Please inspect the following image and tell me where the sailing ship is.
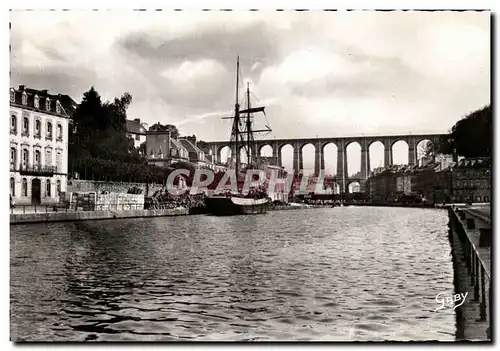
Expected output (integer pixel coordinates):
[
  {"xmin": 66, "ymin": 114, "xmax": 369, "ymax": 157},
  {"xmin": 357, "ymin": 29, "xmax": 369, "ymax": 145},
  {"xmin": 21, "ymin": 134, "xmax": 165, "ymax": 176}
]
[{"xmin": 205, "ymin": 56, "xmax": 273, "ymax": 215}]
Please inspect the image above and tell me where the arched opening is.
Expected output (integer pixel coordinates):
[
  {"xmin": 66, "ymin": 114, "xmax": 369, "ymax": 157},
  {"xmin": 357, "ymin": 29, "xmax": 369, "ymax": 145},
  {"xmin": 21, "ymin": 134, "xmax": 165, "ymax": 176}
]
[
  {"xmin": 322, "ymin": 143, "xmax": 337, "ymax": 176},
  {"xmin": 10, "ymin": 177, "xmax": 15, "ymax": 196},
  {"xmin": 346, "ymin": 142, "xmax": 361, "ymax": 178},
  {"xmin": 31, "ymin": 178, "xmax": 41, "ymax": 204},
  {"xmin": 416, "ymin": 139, "xmax": 434, "ymax": 166},
  {"xmin": 280, "ymin": 144, "xmax": 294, "ymax": 174},
  {"xmin": 301, "ymin": 143, "xmax": 315, "ymax": 175},
  {"xmin": 369, "ymin": 141, "xmax": 384, "ymax": 172},
  {"xmin": 260, "ymin": 145, "xmax": 273, "ymax": 157},
  {"xmin": 392, "ymin": 140, "xmax": 409, "ymax": 166},
  {"xmin": 219, "ymin": 146, "xmax": 231, "ymax": 165},
  {"xmin": 348, "ymin": 181, "xmax": 361, "ymax": 193}
]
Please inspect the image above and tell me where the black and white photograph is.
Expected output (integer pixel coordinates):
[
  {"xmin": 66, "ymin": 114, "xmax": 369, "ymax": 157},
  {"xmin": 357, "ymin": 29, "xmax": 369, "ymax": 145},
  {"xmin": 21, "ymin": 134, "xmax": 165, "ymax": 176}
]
[{"xmin": 8, "ymin": 6, "xmax": 492, "ymax": 343}]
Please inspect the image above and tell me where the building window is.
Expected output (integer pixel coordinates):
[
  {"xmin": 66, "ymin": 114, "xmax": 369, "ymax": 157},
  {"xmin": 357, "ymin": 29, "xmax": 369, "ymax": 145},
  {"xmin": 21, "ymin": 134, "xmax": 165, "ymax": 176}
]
[
  {"xmin": 56, "ymin": 101, "xmax": 61, "ymax": 114},
  {"xmin": 22, "ymin": 178, "xmax": 27, "ymax": 196},
  {"xmin": 10, "ymin": 115, "xmax": 17, "ymax": 134},
  {"xmin": 56, "ymin": 150, "xmax": 62, "ymax": 172},
  {"xmin": 484, "ymin": 196, "xmax": 489, "ymax": 202},
  {"xmin": 34, "ymin": 95, "xmax": 39, "ymax": 108},
  {"xmin": 23, "ymin": 117, "xmax": 29, "ymax": 135},
  {"xmin": 57, "ymin": 124, "xmax": 63, "ymax": 140},
  {"xmin": 22, "ymin": 92, "xmax": 27, "ymax": 105},
  {"xmin": 35, "ymin": 119, "xmax": 41, "ymax": 137},
  {"xmin": 46, "ymin": 149, "xmax": 52, "ymax": 166},
  {"xmin": 10, "ymin": 177, "xmax": 15, "ymax": 196},
  {"xmin": 10, "ymin": 90, "xmax": 14, "ymax": 103},
  {"xmin": 46, "ymin": 179, "xmax": 51, "ymax": 197},
  {"xmin": 35, "ymin": 150, "xmax": 41, "ymax": 167},
  {"xmin": 56, "ymin": 180, "xmax": 61, "ymax": 196},
  {"xmin": 22, "ymin": 149, "xmax": 29, "ymax": 167},
  {"xmin": 10, "ymin": 147, "xmax": 16, "ymax": 169},
  {"xmin": 45, "ymin": 98, "xmax": 51, "ymax": 111},
  {"xmin": 46, "ymin": 122, "xmax": 53, "ymax": 139},
  {"xmin": 135, "ymin": 134, "xmax": 140, "ymax": 141}
]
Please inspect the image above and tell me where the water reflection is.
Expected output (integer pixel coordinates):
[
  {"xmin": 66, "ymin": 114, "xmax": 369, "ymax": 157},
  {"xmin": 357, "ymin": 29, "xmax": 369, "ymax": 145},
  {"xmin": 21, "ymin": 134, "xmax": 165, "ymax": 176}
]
[{"xmin": 11, "ymin": 207, "xmax": 455, "ymax": 341}]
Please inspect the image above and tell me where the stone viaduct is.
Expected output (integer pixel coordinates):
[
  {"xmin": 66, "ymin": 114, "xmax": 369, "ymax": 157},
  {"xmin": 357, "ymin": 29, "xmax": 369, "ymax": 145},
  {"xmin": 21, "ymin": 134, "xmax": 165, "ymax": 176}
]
[{"xmin": 202, "ymin": 133, "xmax": 444, "ymax": 193}]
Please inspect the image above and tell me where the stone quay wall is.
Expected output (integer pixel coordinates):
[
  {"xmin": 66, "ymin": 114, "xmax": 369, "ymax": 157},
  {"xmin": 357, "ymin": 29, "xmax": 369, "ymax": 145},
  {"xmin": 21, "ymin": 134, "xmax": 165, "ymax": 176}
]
[
  {"xmin": 10, "ymin": 207, "xmax": 189, "ymax": 225},
  {"xmin": 67, "ymin": 180, "xmax": 164, "ymax": 197},
  {"xmin": 448, "ymin": 206, "xmax": 491, "ymax": 341}
]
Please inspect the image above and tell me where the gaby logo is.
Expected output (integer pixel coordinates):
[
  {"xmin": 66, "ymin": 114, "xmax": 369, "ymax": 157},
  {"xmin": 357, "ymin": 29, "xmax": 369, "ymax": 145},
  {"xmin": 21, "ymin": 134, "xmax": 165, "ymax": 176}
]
[{"xmin": 434, "ymin": 292, "xmax": 468, "ymax": 312}]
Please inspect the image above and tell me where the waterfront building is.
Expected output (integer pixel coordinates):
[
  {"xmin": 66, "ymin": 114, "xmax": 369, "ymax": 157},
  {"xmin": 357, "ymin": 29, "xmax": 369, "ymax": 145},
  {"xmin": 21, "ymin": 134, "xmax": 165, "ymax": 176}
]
[
  {"xmin": 145, "ymin": 130, "xmax": 190, "ymax": 168},
  {"xmin": 126, "ymin": 118, "xmax": 149, "ymax": 149},
  {"xmin": 10, "ymin": 86, "xmax": 72, "ymax": 205},
  {"xmin": 450, "ymin": 157, "xmax": 491, "ymax": 203},
  {"xmin": 179, "ymin": 136, "xmax": 208, "ymax": 168}
]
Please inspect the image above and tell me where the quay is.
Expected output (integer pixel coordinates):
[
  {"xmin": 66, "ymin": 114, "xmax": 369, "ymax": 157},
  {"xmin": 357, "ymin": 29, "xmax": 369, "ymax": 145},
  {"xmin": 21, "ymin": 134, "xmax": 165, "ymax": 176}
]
[
  {"xmin": 10, "ymin": 207, "xmax": 189, "ymax": 225},
  {"xmin": 9, "ymin": 203, "xmax": 325, "ymax": 225},
  {"xmin": 448, "ymin": 205, "xmax": 492, "ymax": 341}
]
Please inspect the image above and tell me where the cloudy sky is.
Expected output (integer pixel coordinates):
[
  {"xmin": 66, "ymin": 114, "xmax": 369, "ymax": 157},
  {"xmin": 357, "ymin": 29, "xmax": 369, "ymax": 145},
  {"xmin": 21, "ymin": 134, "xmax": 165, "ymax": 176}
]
[{"xmin": 10, "ymin": 10, "xmax": 490, "ymax": 175}]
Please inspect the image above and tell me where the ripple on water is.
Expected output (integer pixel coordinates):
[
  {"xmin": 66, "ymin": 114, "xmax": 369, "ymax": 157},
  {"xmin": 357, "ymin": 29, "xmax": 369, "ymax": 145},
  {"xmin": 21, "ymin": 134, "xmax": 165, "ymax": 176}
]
[{"xmin": 10, "ymin": 207, "xmax": 456, "ymax": 341}]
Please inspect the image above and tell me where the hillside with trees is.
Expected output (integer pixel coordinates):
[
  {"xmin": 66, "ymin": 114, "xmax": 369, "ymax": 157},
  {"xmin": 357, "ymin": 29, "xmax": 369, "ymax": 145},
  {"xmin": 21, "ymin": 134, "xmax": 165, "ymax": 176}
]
[{"xmin": 435, "ymin": 105, "xmax": 492, "ymax": 158}]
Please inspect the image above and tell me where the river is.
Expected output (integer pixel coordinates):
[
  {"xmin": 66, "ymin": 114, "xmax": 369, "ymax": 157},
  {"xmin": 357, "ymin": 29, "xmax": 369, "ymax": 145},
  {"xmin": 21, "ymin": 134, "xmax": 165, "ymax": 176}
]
[{"xmin": 10, "ymin": 207, "xmax": 456, "ymax": 341}]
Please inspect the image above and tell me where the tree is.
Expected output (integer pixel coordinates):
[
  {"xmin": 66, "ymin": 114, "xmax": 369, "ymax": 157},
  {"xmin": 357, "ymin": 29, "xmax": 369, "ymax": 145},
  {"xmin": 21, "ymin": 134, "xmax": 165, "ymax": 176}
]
[
  {"xmin": 69, "ymin": 87, "xmax": 146, "ymax": 179},
  {"xmin": 436, "ymin": 105, "xmax": 492, "ymax": 158}
]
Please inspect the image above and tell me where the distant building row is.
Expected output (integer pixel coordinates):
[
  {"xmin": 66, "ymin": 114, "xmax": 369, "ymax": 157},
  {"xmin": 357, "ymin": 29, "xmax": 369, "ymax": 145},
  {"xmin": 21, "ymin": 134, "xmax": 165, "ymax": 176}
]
[{"xmin": 365, "ymin": 155, "xmax": 491, "ymax": 205}]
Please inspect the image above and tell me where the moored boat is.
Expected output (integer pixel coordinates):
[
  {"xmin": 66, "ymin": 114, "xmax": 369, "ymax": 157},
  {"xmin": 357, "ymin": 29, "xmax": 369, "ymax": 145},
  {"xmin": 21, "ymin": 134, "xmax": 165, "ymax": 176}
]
[
  {"xmin": 205, "ymin": 195, "xmax": 271, "ymax": 215},
  {"xmin": 204, "ymin": 56, "xmax": 273, "ymax": 216}
]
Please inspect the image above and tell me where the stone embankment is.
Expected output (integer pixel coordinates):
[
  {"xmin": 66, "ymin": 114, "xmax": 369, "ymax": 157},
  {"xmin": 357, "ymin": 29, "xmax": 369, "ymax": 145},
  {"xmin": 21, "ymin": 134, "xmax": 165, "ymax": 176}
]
[
  {"xmin": 10, "ymin": 208, "xmax": 189, "ymax": 225},
  {"xmin": 448, "ymin": 206, "xmax": 491, "ymax": 341}
]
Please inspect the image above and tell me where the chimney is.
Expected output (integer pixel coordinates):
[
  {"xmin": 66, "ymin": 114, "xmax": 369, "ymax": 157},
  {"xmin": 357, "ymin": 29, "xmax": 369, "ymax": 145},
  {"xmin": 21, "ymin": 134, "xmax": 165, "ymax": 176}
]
[
  {"xmin": 187, "ymin": 135, "xmax": 197, "ymax": 145},
  {"xmin": 42, "ymin": 89, "xmax": 48, "ymax": 95},
  {"xmin": 134, "ymin": 118, "xmax": 140, "ymax": 123},
  {"xmin": 18, "ymin": 85, "xmax": 26, "ymax": 91}
]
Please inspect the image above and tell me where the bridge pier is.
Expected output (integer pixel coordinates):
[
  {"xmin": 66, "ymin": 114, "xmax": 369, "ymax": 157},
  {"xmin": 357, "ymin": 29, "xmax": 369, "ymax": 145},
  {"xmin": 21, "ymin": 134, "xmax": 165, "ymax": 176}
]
[
  {"xmin": 360, "ymin": 142, "xmax": 369, "ymax": 179},
  {"xmin": 336, "ymin": 141, "xmax": 347, "ymax": 193},
  {"xmin": 384, "ymin": 142, "xmax": 393, "ymax": 168}
]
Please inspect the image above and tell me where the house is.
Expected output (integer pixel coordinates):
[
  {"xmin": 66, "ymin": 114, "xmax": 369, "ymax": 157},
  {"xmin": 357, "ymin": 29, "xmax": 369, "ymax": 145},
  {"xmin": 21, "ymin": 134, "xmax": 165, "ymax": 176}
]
[
  {"xmin": 179, "ymin": 136, "xmax": 207, "ymax": 168},
  {"xmin": 450, "ymin": 157, "xmax": 491, "ymax": 203},
  {"xmin": 126, "ymin": 118, "xmax": 149, "ymax": 149},
  {"xmin": 145, "ymin": 130, "xmax": 190, "ymax": 168},
  {"xmin": 10, "ymin": 85, "xmax": 72, "ymax": 205}
]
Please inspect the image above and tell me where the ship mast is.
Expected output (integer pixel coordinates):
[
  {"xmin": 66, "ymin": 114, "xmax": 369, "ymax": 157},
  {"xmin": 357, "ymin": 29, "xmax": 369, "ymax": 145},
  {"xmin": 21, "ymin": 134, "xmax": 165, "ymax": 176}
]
[
  {"xmin": 223, "ymin": 56, "xmax": 272, "ymax": 172},
  {"xmin": 231, "ymin": 56, "xmax": 241, "ymax": 172},
  {"xmin": 246, "ymin": 82, "xmax": 253, "ymax": 166}
]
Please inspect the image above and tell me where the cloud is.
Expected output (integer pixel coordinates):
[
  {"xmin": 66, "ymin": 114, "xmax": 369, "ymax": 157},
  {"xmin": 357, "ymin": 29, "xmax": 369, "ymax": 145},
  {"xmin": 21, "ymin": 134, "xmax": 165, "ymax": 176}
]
[{"xmin": 9, "ymin": 9, "xmax": 490, "ymax": 165}]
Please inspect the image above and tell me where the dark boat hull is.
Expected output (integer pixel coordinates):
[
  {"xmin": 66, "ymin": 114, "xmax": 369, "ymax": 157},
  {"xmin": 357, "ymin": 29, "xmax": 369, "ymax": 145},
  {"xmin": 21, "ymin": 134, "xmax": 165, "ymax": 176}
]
[{"xmin": 205, "ymin": 196, "xmax": 270, "ymax": 216}]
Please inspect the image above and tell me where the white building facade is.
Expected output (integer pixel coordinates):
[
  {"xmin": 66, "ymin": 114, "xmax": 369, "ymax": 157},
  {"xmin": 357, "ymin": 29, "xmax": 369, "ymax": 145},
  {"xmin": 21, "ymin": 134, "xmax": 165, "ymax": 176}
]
[
  {"xmin": 10, "ymin": 86, "xmax": 70, "ymax": 205},
  {"xmin": 126, "ymin": 118, "xmax": 148, "ymax": 149}
]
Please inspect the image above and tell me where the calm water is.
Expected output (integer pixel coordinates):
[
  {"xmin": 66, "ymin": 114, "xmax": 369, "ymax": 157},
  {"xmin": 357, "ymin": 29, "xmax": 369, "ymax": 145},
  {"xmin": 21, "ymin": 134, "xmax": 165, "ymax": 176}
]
[{"xmin": 11, "ymin": 207, "xmax": 456, "ymax": 341}]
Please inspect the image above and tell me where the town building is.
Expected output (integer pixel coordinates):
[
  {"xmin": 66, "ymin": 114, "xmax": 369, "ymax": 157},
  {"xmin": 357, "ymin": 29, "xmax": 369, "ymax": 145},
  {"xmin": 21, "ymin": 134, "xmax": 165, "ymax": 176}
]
[
  {"xmin": 450, "ymin": 157, "xmax": 491, "ymax": 203},
  {"xmin": 145, "ymin": 130, "xmax": 190, "ymax": 168},
  {"xmin": 179, "ymin": 136, "xmax": 208, "ymax": 169},
  {"xmin": 10, "ymin": 86, "xmax": 72, "ymax": 205},
  {"xmin": 126, "ymin": 118, "xmax": 149, "ymax": 149}
]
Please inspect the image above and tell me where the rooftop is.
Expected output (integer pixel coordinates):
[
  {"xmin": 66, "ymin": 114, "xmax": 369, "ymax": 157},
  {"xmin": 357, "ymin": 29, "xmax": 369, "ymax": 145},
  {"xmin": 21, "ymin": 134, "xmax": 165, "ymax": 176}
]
[{"xmin": 10, "ymin": 85, "xmax": 76, "ymax": 118}]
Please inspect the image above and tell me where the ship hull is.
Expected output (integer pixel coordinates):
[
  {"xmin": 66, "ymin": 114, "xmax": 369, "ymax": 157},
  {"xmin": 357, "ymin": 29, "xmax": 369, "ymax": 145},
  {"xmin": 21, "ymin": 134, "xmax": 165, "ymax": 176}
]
[{"xmin": 205, "ymin": 196, "xmax": 270, "ymax": 216}]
